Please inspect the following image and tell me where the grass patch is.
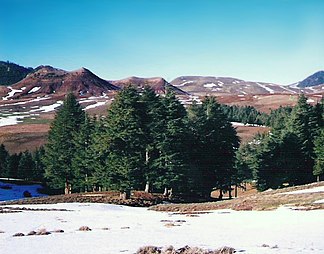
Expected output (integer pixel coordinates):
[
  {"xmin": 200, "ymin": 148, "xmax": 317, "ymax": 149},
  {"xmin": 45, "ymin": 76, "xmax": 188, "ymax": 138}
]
[{"xmin": 19, "ymin": 117, "xmax": 52, "ymax": 125}]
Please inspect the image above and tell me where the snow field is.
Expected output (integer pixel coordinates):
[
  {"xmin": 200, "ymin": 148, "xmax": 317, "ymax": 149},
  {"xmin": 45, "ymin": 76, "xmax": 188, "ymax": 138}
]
[
  {"xmin": 0, "ymin": 203, "xmax": 323, "ymax": 254},
  {"xmin": 280, "ymin": 186, "xmax": 324, "ymax": 195}
]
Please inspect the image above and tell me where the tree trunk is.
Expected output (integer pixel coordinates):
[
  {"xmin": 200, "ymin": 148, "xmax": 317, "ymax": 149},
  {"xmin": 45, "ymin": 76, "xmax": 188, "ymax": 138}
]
[
  {"xmin": 145, "ymin": 181, "xmax": 150, "ymax": 193},
  {"xmin": 219, "ymin": 189, "xmax": 223, "ymax": 200},
  {"xmin": 120, "ymin": 190, "xmax": 131, "ymax": 200},
  {"xmin": 169, "ymin": 188, "xmax": 173, "ymax": 198},
  {"xmin": 317, "ymin": 175, "xmax": 320, "ymax": 182},
  {"xmin": 229, "ymin": 187, "xmax": 232, "ymax": 199},
  {"xmin": 163, "ymin": 187, "xmax": 168, "ymax": 196},
  {"xmin": 64, "ymin": 181, "xmax": 71, "ymax": 195}
]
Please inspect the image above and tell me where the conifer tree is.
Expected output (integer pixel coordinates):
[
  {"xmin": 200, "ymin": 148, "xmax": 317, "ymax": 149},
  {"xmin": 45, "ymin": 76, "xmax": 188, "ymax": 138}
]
[
  {"xmin": 153, "ymin": 90, "xmax": 190, "ymax": 194},
  {"xmin": 43, "ymin": 93, "xmax": 85, "ymax": 193},
  {"xmin": 287, "ymin": 94, "xmax": 318, "ymax": 182},
  {"xmin": 92, "ymin": 86, "xmax": 146, "ymax": 192},
  {"xmin": 18, "ymin": 151, "xmax": 35, "ymax": 180},
  {"xmin": 71, "ymin": 115, "xmax": 96, "ymax": 192},
  {"xmin": 139, "ymin": 87, "xmax": 165, "ymax": 192},
  {"xmin": 33, "ymin": 147, "xmax": 45, "ymax": 181},
  {"xmin": 188, "ymin": 97, "xmax": 239, "ymax": 198},
  {"xmin": 0, "ymin": 144, "xmax": 9, "ymax": 177},
  {"xmin": 314, "ymin": 129, "xmax": 324, "ymax": 181},
  {"xmin": 5, "ymin": 153, "xmax": 21, "ymax": 178}
]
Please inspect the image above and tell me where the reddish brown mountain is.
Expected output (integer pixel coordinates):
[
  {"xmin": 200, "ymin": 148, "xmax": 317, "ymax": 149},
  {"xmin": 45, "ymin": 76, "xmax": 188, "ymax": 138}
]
[
  {"xmin": 10, "ymin": 66, "xmax": 119, "ymax": 98},
  {"xmin": 110, "ymin": 76, "xmax": 188, "ymax": 95}
]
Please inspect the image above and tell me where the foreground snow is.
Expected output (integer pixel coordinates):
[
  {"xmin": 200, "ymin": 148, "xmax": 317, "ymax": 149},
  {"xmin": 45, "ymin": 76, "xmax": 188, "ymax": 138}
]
[{"xmin": 0, "ymin": 203, "xmax": 323, "ymax": 254}]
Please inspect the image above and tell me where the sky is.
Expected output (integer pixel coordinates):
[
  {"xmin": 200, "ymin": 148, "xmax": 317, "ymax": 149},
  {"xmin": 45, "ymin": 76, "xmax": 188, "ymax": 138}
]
[{"xmin": 0, "ymin": 0, "xmax": 324, "ymax": 85}]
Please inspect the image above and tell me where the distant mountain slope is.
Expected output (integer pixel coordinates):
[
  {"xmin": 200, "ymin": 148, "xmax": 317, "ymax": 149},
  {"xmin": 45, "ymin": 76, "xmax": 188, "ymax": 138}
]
[
  {"xmin": 8, "ymin": 66, "xmax": 119, "ymax": 98},
  {"xmin": 296, "ymin": 71, "xmax": 324, "ymax": 88},
  {"xmin": 0, "ymin": 61, "xmax": 33, "ymax": 86},
  {"xmin": 110, "ymin": 76, "xmax": 188, "ymax": 95},
  {"xmin": 170, "ymin": 76, "xmax": 299, "ymax": 95}
]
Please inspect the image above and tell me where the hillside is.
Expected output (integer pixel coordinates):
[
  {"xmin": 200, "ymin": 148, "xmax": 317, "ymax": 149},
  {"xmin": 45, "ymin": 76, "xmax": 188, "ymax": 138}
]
[
  {"xmin": 110, "ymin": 76, "xmax": 188, "ymax": 95},
  {"xmin": 0, "ymin": 61, "xmax": 33, "ymax": 86},
  {"xmin": 151, "ymin": 181, "xmax": 324, "ymax": 212},
  {"xmin": 171, "ymin": 75, "xmax": 324, "ymax": 96},
  {"xmin": 295, "ymin": 70, "xmax": 324, "ymax": 88},
  {"xmin": 4, "ymin": 66, "xmax": 119, "ymax": 99}
]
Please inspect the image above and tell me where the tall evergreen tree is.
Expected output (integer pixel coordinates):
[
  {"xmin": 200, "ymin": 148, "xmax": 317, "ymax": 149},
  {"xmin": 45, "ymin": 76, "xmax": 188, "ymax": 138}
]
[
  {"xmin": 188, "ymin": 97, "xmax": 239, "ymax": 198},
  {"xmin": 287, "ymin": 94, "xmax": 318, "ymax": 182},
  {"xmin": 18, "ymin": 151, "xmax": 35, "ymax": 180},
  {"xmin": 313, "ymin": 129, "xmax": 324, "ymax": 181},
  {"xmin": 0, "ymin": 144, "xmax": 9, "ymax": 177},
  {"xmin": 139, "ymin": 87, "xmax": 165, "ymax": 192},
  {"xmin": 33, "ymin": 146, "xmax": 45, "ymax": 181},
  {"xmin": 71, "ymin": 115, "xmax": 96, "ymax": 192},
  {"xmin": 5, "ymin": 153, "xmax": 21, "ymax": 179},
  {"xmin": 92, "ymin": 86, "xmax": 146, "ymax": 192},
  {"xmin": 153, "ymin": 90, "xmax": 190, "ymax": 195},
  {"xmin": 43, "ymin": 93, "xmax": 85, "ymax": 193}
]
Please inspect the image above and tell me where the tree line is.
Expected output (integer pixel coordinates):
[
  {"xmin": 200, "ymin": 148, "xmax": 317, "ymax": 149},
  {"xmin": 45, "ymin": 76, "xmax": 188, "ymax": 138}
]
[
  {"xmin": 42, "ymin": 88, "xmax": 239, "ymax": 198},
  {"xmin": 1, "ymin": 88, "xmax": 323, "ymax": 197},
  {"xmin": 0, "ymin": 145, "xmax": 44, "ymax": 181},
  {"xmin": 236, "ymin": 95, "xmax": 324, "ymax": 190}
]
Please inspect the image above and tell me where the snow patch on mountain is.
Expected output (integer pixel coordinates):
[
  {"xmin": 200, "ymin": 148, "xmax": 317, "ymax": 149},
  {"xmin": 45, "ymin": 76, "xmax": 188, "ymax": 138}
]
[
  {"xmin": 28, "ymin": 87, "xmax": 41, "ymax": 94},
  {"xmin": 203, "ymin": 83, "xmax": 218, "ymax": 88},
  {"xmin": 256, "ymin": 83, "xmax": 275, "ymax": 94},
  {"xmin": 2, "ymin": 87, "xmax": 24, "ymax": 100}
]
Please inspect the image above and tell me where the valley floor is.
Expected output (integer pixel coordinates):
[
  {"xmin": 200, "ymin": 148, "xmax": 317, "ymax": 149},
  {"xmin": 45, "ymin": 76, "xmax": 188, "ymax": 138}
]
[{"xmin": 0, "ymin": 202, "xmax": 323, "ymax": 254}]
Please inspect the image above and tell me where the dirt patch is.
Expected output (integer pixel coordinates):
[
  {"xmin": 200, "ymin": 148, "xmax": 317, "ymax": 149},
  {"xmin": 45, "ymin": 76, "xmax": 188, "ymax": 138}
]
[
  {"xmin": 151, "ymin": 182, "xmax": 324, "ymax": 212},
  {"xmin": 235, "ymin": 126, "xmax": 270, "ymax": 143},
  {"xmin": 0, "ymin": 124, "xmax": 49, "ymax": 153},
  {"xmin": 0, "ymin": 191, "xmax": 167, "ymax": 207}
]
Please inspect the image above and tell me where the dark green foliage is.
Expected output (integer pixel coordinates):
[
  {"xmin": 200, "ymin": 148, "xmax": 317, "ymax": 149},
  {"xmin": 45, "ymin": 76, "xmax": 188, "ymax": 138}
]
[
  {"xmin": 139, "ymin": 87, "xmax": 166, "ymax": 191},
  {"xmin": 287, "ymin": 95, "xmax": 318, "ymax": 181},
  {"xmin": 32, "ymin": 147, "xmax": 46, "ymax": 181},
  {"xmin": 91, "ymin": 87, "xmax": 146, "ymax": 191},
  {"xmin": 313, "ymin": 128, "xmax": 324, "ymax": 181},
  {"xmin": 153, "ymin": 90, "xmax": 190, "ymax": 193},
  {"xmin": 18, "ymin": 151, "xmax": 35, "ymax": 180},
  {"xmin": 0, "ymin": 144, "xmax": 45, "ymax": 181},
  {"xmin": 266, "ymin": 106, "xmax": 293, "ymax": 130},
  {"xmin": 238, "ymin": 95, "xmax": 323, "ymax": 191},
  {"xmin": 71, "ymin": 116, "xmax": 96, "ymax": 192},
  {"xmin": 221, "ymin": 104, "xmax": 267, "ymax": 125},
  {"xmin": 0, "ymin": 61, "xmax": 33, "ymax": 86},
  {"xmin": 254, "ymin": 131, "xmax": 306, "ymax": 190},
  {"xmin": 188, "ymin": 97, "xmax": 240, "ymax": 198},
  {"xmin": 43, "ymin": 93, "xmax": 85, "ymax": 191},
  {"xmin": 0, "ymin": 144, "xmax": 9, "ymax": 176},
  {"xmin": 5, "ymin": 153, "xmax": 22, "ymax": 179},
  {"xmin": 234, "ymin": 144, "xmax": 255, "ymax": 185}
]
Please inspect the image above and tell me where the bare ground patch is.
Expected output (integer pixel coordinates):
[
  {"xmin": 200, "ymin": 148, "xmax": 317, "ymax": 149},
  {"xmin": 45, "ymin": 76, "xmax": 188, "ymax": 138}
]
[{"xmin": 151, "ymin": 182, "xmax": 324, "ymax": 212}]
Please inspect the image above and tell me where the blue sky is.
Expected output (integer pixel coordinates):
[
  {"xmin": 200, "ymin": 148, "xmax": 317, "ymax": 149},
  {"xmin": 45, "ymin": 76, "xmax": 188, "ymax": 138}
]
[{"xmin": 1, "ymin": 0, "xmax": 323, "ymax": 84}]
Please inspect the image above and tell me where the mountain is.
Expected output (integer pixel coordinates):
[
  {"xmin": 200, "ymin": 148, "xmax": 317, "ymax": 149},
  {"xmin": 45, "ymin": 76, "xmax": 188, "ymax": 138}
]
[
  {"xmin": 9, "ymin": 66, "xmax": 119, "ymax": 98},
  {"xmin": 296, "ymin": 71, "xmax": 324, "ymax": 88},
  {"xmin": 0, "ymin": 61, "xmax": 33, "ymax": 86},
  {"xmin": 110, "ymin": 76, "xmax": 188, "ymax": 95},
  {"xmin": 170, "ymin": 76, "xmax": 300, "ymax": 95}
]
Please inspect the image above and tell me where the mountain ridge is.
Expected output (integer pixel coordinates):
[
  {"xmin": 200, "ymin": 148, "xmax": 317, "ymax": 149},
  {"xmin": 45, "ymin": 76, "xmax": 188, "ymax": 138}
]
[{"xmin": 0, "ymin": 61, "xmax": 323, "ymax": 97}]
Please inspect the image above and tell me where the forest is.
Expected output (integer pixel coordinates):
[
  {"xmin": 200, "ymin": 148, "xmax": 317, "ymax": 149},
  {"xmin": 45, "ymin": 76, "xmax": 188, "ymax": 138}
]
[{"xmin": 0, "ymin": 87, "xmax": 323, "ymax": 198}]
